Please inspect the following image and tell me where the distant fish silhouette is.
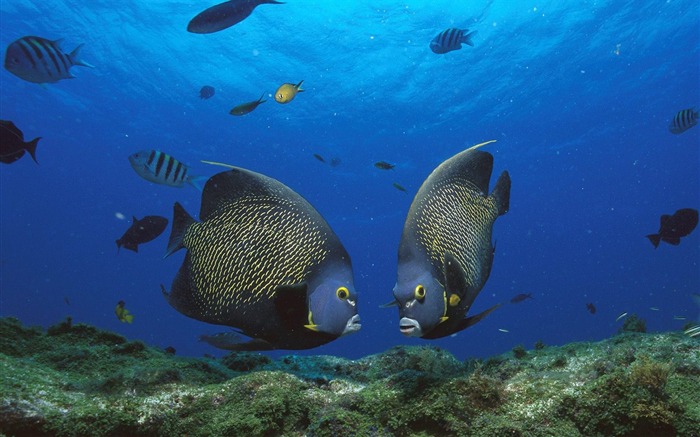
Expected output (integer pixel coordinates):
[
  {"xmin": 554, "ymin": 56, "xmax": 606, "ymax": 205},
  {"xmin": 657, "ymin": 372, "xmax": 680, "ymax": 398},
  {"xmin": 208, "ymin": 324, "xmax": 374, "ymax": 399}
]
[
  {"xmin": 586, "ymin": 303, "xmax": 596, "ymax": 314},
  {"xmin": 510, "ymin": 293, "xmax": 533, "ymax": 304},
  {"xmin": 313, "ymin": 154, "xmax": 326, "ymax": 163},
  {"xmin": 374, "ymin": 161, "xmax": 395, "ymax": 170},
  {"xmin": 229, "ymin": 94, "xmax": 266, "ymax": 116},
  {"xmin": 392, "ymin": 182, "xmax": 407, "ymax": 193},
  {"xmin": 199, "ymin": 86, "xmax": 215, "ymax": 99},
  {"xmin": 188, "ymin": 0, "xmax": 285, "ymax": 34},
  {"xmin": 116, "ymin": 215, "xmax": 168, "ymax": 253},
  {"xmin": 646, "ymin": 208, "xmax": 698, "ymax": 248},
  {"xmin": 1, "ymin": 120, "xmax": 40, "ymax": 164},
  {"xmin": 669, "ymin": 108, "xmax": 698, "ymax": 134}
]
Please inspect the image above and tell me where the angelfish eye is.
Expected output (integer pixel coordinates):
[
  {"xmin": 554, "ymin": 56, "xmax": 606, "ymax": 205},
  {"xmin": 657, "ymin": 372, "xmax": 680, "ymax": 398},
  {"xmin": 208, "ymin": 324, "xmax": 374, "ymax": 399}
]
[
  {"xmin": 414, "ymin": 285, "xmax": 426, "ymax": 300},
  {"xmin": 336, "ymin": 287, "xmax": 349, "ymax": 300}
]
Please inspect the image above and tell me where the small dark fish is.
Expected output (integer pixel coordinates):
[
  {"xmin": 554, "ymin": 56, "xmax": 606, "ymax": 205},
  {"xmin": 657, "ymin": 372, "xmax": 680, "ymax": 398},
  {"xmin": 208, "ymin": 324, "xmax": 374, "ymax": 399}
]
[
  {"xmin": 115, "ymin": 301, "xmax": 134, "ymax": 323},
  {"xmin": 229, "ymin": 94, "xmax": 266, "ymax": 116},
  {"xmin": 129, "ymin": 150, "xmax": 206, "ymax": 190},
  {"xmin": 1, "ymin": 120, "xmax": 40, "ymax": 164},
  {"xmin": 374, "ymin": 161, "xmax": 395, "ymax": 170},
  {"xmin": 669, "ymin": 108, "xmax": 698, "ymax": 134},
  {"xmin": 510, "ymin": 293, "xmax": 533, "ymax": 304},
  {"xmin": 116, "ymin": 215, "xmax": 169, "ymax": 253},
  {"xmin": 646, "ymin": 208, "xmax": 698, "ymax": 248},
  {"xmin": 187, "ymin": 0, "xmax": 285, "ymax": 34},
  {"xmin": 164, "ymin": 346, "xmax": 176, "ymax": 355},
  {"xmin": 64, "ymin": 297, "xmax": 70, "ymax": 306},
  {"xmin": 430, "ymin": 28, "xmax": 478, "ymax": 54},
  {"xmin": 199, "ymin": 85, "xmax": 215, "ymax": 99},
  {"xmin": 329, "ymin": 157, "xmax": 341, "ymax": 167},
  {"xmin": 587, "ymin": 303, "xmax": 597, "ymax": 314},
  {"xmin": 313, "ymin": 153, "xmax": 326, "ymax": 163},
  {"xmin": 392, "ymin": 182, "xmax": 407, "ymax": 192},
  {"xmin": 4, "ymin": 36, "xmax": 93, "ymax": 84}
]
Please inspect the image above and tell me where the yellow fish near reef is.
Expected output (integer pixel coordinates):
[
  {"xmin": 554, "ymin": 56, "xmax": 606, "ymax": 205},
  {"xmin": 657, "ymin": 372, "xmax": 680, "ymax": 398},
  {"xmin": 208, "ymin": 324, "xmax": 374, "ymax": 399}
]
[
  {"xmin": 275, "ymin": 80, "xmax": 304, "ymax": 104},
  {"xmin": 115, "ymin": 300, "xmax": 134, "ymax": 323}
]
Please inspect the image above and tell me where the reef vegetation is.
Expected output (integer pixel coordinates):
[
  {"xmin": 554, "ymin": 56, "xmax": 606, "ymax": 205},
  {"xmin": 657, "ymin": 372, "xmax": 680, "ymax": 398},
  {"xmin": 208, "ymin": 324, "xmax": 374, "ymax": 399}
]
[{"xmin": 1, "ymin": 316, "xmax": 698, "ymax": 436}]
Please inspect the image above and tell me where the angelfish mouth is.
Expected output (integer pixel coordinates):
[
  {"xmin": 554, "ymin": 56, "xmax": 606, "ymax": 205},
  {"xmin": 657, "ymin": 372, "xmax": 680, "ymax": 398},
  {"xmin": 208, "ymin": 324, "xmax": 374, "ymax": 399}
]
[
  {"xmin": 399, "ymin": 317, "xmax": 422, "ymax": 337},
  {"xmin": 342, "ymin": 314, "xmax": 361, "ymax": 336}
]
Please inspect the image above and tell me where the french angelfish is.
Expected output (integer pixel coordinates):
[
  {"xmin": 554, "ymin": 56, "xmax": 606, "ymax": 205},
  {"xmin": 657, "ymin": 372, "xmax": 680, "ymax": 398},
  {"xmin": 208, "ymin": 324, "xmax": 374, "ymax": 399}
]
[
  {"xmin": 187, "ymin": 0, "xmax": 285, "ymax": 34},
  {"xmin": 4, "ymin": 36, "xmax": 93, "ymax": 84},
  {"xmin": 128, "ymin": 150, "xmax": 206, "ymax": 190},
  {"xmin": 0, "ymin": 120, "xmax": 40, "ymax": 164},
  {"xmin": 391, "ymin": 140, "xmax": 510, "ymax": 339},
  {"xmin": 162, "ymin": 165, "xmax": 361, "ymax": 351}
]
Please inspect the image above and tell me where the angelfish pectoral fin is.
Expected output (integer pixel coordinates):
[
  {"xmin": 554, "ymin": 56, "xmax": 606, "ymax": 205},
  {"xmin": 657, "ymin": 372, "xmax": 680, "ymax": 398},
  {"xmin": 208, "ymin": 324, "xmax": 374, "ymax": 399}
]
[
  {"xmin": 274, "ymin": 282, "xmax": 310, "ymax": 329},
  {"xmin": 455, "ymin": 303, "xmax": 501, "ymax": 332},
  {"xmin": 444, "ymin": 252, "xmax": 468, "ymax": 301}
]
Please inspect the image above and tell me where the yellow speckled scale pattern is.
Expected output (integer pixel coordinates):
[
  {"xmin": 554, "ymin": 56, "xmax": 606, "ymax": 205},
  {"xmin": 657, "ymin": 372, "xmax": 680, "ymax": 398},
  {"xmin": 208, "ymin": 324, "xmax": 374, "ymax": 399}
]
[
  {"xmin": 182, "ymin": 195, "xmax": 330, "ymax": 318},
  {"xmin": 413, "ymin": 177, "xmax": 496, "ymax": 285}
]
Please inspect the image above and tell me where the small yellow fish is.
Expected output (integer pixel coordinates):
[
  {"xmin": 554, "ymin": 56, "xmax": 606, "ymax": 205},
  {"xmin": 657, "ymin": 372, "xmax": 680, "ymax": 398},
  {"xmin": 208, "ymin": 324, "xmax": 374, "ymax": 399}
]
[
  {"xmin": 274, "ymin": 80, "xmax": 304, "ymax": 104},
  {"xmin": 115, "ymin": 300, "xmax": 134, "ymax": 323}
]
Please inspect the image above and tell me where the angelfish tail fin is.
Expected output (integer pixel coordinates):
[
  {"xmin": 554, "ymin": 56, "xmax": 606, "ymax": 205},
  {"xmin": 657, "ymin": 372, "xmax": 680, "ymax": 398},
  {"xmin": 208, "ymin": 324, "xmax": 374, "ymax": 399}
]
[{"xmin": 165, "ymin": 202, "xmax": 196, "ymax": 258}]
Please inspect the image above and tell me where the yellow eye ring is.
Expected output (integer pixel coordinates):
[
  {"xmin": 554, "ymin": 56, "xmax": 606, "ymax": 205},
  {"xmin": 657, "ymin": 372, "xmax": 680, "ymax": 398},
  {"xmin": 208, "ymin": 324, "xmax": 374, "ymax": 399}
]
[
  {"xmin": 414, "ymin": 285, "xmax": 426, "ymax": 300},
  {"xmin": 336, "ymin": 287, "xmax": 349, "ymax": 300}
]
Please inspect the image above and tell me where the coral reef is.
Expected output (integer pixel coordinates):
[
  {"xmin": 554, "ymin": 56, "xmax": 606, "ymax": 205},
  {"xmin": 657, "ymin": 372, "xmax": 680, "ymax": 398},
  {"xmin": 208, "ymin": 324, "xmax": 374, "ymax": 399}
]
[{"xmin": 1, "ymin": 317, "xmax": 698, "ymax": 436}]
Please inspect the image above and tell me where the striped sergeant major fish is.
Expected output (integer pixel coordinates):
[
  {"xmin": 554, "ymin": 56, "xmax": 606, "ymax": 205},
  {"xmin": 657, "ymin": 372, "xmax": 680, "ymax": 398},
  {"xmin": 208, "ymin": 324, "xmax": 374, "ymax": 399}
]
[
  {"xmin": 669, "ymin": 108, "xmax": 698, "ymax": 134},
  {"xmin": 430, "ymin": 28, "xmax": 478, "ymax": 54},
  {"xmin": 4, "ymin": 36, "xmax": 93, "ymax": 84},
  {"xmin": 129, "ymin": 150, "xmax": 206, "ymax": 190}
]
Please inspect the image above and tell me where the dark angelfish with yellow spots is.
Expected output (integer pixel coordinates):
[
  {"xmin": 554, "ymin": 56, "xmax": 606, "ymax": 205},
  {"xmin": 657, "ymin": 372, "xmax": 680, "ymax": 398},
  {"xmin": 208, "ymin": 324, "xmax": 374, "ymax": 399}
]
[
  {"xmin": 391, "ymin": 140, "xmax": 510, "ymax": 339},
  {"xmin": 162, "ymin": 166, "xmax": 361, "ymax": 351}
]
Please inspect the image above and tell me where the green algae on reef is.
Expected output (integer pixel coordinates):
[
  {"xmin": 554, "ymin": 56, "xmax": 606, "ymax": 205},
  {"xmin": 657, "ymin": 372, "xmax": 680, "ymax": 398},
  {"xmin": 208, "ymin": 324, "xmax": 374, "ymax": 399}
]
[{"xmin": 1, "ymin": 317, "xmax": 699, "ymax": 436}]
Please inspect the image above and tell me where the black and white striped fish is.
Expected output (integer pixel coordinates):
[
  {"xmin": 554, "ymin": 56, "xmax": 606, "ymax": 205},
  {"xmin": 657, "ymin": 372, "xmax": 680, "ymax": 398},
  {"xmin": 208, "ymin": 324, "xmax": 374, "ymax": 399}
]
[
  {"xmin": 669, "ymin": 108, "xmax": 699, "ymax": 134},
  {"xmin": 129, "ymin": 150, "xmax": 205, "ymax": 190},
  {"xmin": 430, "ymin": 28, "xmax": 478, "ymax": 54},
  {"xmin": 4, "ymin": 36, "xmax": 93, "ymax": 84}
]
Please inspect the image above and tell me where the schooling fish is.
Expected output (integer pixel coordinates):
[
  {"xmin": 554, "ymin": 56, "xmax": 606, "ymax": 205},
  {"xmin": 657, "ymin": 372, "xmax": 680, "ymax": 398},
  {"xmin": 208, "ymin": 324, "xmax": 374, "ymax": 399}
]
[
  {"xmin": 1, "ymin": 120, "xmax": 40, "ymax": 164},
  {"xmin": 669, "ymin": 108, "xmax": 698, "ymax": 134},
  {"xmin": 115, "ymin": 301, "xmax": 134, "ymax": 323},
  {"xmin": 187, "ymin": 0, "xmax": 285, "ymax": 34},
  {"xmin": 229, "ymin": 94, "xmax": 266, "ymax": 116},
  {"xmin": 374, "ymin": 161, "xmax": 395, "ymax": 170},
  {"xmin": 4, "ymin": 36, "xmax": 93, "ymax": 84},
  {"xmin": 116, "ymin": 215, "xmax": 168, "ymax": 253},
  {"xmin": 199, "ymin": 85, "xmax": 215, "ymax": 99},
  {"xmin": 129, "ymin": 150, "xmax": 206, "ymax": 190},
  {"xmin": 391, "ymin": 140, "xmax": 509, "ymax": 339},
  {"xmin": 275, "ymin": 80, "xmax": 304, "ymax": 104},
  {"xmin": 430, "ymin": 28, "xmax": 478, "ymax": 54},
  {"xmin": 646, "ymin": 208, "xmax": 698, "ymax": 248},
  {"xmin": 162, "ymin": 166, "xmax": 361, "ymax": 351}
]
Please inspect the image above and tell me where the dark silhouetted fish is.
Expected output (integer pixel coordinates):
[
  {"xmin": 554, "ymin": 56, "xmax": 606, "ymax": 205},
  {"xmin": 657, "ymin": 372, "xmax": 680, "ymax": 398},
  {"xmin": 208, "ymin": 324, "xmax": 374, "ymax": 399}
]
[
  {"xmin": 510, "ymin": 293, "xmax": 533, "ymax": 304},
  {"xmin": 116, "ymin": 215, "xmax": 168, "ymax": 253},
  {"xmin": 646, "ymin": 208, "xmax": 698, "ymax": 248},
  {"xmin": 4, "ymin": 36, "xmax": 93, "ymax": 84},
  {"xmin": 199, "ymin": 85, "xmax": 215, "ymax": 99},
  {"xmin": 1, "ymin": 120, "xmax": 40, "ymax": 164},
  {"xmin": 391, "ymin": 140, "xmax": 509, "ymax": 339},
  {"xmin": 374, "ymin": 161, "xmax": 395, "ymax": 170},
  {"xmin": 430, "ymin": 28, "xmax": 478, "ymax": 54},
  {"xmin": 229, "ymin": 94, "xmax": 266, "ymax": 116},
  {"xmin": 313, "ymin": 153, "xmax": 326, "ymax": 163},
  {"xmin": 392, "ymin": 182, "xmax": 407, "ymax": 193},
  {"xmin": 587, "ymin": 303, "xmax": 596, "ymax": 314},
  {"xmin": 129, "ymin": 150, "xmax": 206, "ymax": 190},
  {"xmin": 187, "ymin": 0, "xmax": 285, "ymax": 34},
  {"xmin": 162, "ymin": 166, "xmax": 361, "ymax": 351},
  {"xmin": 669, "ymin": 108, "xmax": 698, "ymax": 134}
]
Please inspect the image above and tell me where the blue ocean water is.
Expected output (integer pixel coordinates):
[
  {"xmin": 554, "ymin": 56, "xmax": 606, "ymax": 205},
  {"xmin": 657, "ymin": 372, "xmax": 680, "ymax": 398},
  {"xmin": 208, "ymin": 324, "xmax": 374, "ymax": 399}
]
[{"xmin": 0, "ymin": 0, "xmax": 698, "ymax": 362}]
